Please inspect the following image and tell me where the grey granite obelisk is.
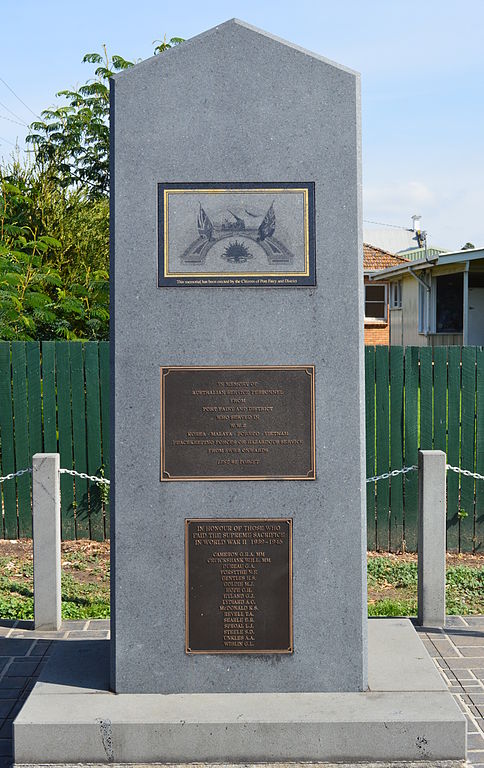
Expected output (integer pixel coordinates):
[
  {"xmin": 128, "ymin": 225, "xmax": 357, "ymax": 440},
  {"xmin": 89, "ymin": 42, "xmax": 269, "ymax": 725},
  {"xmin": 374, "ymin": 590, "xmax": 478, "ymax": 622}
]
[{"xmin": 110, "ymin": 18, "xmax": 367, "ymax": 694}]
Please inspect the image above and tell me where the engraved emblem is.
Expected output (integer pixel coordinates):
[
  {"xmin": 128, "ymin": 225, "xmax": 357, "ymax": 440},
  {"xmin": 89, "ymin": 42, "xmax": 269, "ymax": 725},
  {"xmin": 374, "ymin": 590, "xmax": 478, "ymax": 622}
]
[
  {"xmin": 222, "ymin": 240, "xmax": 254, "ymax": 264},
  {"xmin": 182, "ymin": 201, "xmax": 295, "ymax": 265}
]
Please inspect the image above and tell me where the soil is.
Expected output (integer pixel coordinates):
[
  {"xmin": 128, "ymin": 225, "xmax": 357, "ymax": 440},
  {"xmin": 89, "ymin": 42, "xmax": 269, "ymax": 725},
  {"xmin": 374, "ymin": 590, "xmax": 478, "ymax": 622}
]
[
  {"xmin": 368, "ymin": 550, "xmax": 484, "ymax": 568},
  {"xmin": 0, "ymin": 538, "xmax": 109, "ymax": 585},
  {"xmin": 0, "ymin": 541, "xmax": 481, "ymax": 594}
]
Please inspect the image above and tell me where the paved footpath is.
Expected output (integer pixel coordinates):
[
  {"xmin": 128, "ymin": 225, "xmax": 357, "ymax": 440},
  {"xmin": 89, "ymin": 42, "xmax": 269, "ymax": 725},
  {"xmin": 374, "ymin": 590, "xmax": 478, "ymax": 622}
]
[{"xmin": 0, "ymin": 617, "xmax": 483, "ymax": 767}]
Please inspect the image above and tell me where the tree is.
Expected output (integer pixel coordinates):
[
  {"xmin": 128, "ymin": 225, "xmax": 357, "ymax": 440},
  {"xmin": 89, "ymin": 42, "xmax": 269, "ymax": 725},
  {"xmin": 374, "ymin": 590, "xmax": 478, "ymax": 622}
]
[
  {"xmin": 461, "ymin": 242, "xmax": 475, "ymax": 250},
  {"xmin": 0, "ymin": 37, "xmax": 183, "ymax": 340},
  {"xmin": 26, "ymin": 38, "xmax": 183, "ymax": 197},
  {"xmin": 0, "ymin": 158, "xmax": 109, "ymax": 339}
]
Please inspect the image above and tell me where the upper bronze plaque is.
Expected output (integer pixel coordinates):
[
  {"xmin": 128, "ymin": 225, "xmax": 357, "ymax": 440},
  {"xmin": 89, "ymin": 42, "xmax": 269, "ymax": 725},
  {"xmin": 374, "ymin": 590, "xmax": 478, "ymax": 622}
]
[
  {"xmin": 158, "ymin": 182, "xmax": 316, "ymax": 287},
  {"xmin": 160, "ymin": 366, "xmax": 315, "ymax": 481}
]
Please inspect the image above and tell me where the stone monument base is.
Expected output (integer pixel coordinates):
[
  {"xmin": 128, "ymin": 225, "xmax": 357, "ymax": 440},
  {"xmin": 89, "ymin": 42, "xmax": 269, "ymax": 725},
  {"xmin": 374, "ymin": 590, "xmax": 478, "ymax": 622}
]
[{"xmin": 13, "ymin": 620, "xmax": 466, "ymax": 765}]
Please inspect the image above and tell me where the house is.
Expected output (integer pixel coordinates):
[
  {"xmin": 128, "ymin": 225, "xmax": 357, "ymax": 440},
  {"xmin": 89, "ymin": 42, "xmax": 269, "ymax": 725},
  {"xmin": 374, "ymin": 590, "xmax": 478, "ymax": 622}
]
[
  {"xmin": 368, "ymin": 247, "xmax": 484, "ymax": 346},
  {"xmin": 363, "ymin": 244, "xmax": 409, "ymax": 345}
]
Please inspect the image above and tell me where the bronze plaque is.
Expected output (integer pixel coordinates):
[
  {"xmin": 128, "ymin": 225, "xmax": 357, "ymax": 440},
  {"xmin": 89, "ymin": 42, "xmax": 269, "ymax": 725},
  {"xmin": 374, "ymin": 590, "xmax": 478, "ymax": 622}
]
[
  {"xmin": 185, "ymin": 518, "xmax": 293, "ymax": 654},
  {"xmin": 160, "ymin": 366, "xmax": 315, "ymax": 481}
]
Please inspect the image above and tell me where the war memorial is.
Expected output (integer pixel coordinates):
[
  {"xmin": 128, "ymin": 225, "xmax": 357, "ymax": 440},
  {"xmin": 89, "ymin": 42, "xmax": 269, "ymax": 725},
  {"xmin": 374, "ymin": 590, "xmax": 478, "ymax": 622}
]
[{"xmin": 13, "ymin": 19, "xmax": 466, "ymax": 764}]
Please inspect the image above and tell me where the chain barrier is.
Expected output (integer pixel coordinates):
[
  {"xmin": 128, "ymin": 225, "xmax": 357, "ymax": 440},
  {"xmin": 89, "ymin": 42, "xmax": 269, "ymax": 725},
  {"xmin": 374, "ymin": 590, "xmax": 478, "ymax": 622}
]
[
  {"xmin": 3, "ymin": 464, "xmax": 484, "ymax": 487},
  {"xmin": 0, "ymin": 467, "xmax": 32, "ymax": 483},
  {"xmin": 59, "ymin": 468, "xmax": 110, "ymax": 485},
  {"xmin": 446, "ymin": 464, "xmax": 484, "ymax": 482},
  {"xmin": 366, "ymin": 465, "xmax": 417, "ymax": 484}
]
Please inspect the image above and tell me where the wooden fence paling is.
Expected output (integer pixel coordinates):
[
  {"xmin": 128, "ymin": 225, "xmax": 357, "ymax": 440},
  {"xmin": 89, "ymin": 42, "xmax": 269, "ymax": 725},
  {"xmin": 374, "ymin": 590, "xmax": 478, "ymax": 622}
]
[
  {"xmin": 447, "ymin": 347, "xmax": 461, "ymax": 550},
  {"xmin": 419, "ymin": 347, "xmax": 433, "ymax": 451},
  {"xmin": 460, "ymin": 347, "xmax": 477, "ymax": 551},
  {"xmin": 0, "ymin": 342, "xmax": 17, "ymax": 538},
  {"xmin": 365, "ymin": 346, "xmax": 376, "ymax": 550},
  {"xmin": 99, "ymin": 341, "xmax": 110, "ymax": 538},
  {"xmin": 433, "ymin": 347, "xmax": 447, "ymax": 453},
  {"xmin": 389, "ymin": 345, "xmax": 404, "ymax": 551},
  {"xmin": 404, "ymin": 347, "xmax": 419, "ymax": 551},
  {"xmin": 375, "ymin": 346, "xmax": 390, "ymax": 550},
  {"xmin": 55, "ymin": 342, "xmax": 75, "ymax": 540},
  {"xmin": 26, "ymin": 343, "xmax": 42, "ymax": 458},
  {"xmin": 0, "ymin": 342, "xmax": 483, "ymax": 550},
  {"xmin": 42, "ymin": 342, "xmax": 57, "ymax": 453},
  {"xmin": 70, "ymin": 343, "xmax": 89, "ymax": 539},
  {"xmin": 11, "ymin": 342, "xmax": 32, "ymax": 537},
  {"xmin": 85, "ymin": 343, "xmax": 103, "ymax": 542},
  {"xmin": 476, "ymin": 349, "xmax": 484, "ymax": 551}
]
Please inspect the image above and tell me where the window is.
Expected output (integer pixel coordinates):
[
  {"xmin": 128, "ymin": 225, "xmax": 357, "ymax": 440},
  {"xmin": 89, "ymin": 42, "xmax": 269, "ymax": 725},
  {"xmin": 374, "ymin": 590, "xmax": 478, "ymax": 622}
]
[
  {"xmin": 365, "ymin": 283, "xmax": 387, "ymax": 321},
  {"xmin": 436, "ymin": 273, "xmax": 463, "ymax": 333},
  {"xmin": 390, "ymin": 281, "xmax": 402, "ymax": 309}
]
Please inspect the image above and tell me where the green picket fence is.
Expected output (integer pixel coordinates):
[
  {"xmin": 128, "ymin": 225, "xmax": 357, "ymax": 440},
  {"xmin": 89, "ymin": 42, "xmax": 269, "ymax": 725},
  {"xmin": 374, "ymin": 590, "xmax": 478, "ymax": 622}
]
[
  {"xmin": 366, "ymin": 345, "xmax": 484, "ymax": 553},
  {"xmin": 0, "ymin": 342, "xmax": 483, "ymax": 550},
  {"xmin": 0, "ymin": 341, "xmax": 109, "ymax": 541}
]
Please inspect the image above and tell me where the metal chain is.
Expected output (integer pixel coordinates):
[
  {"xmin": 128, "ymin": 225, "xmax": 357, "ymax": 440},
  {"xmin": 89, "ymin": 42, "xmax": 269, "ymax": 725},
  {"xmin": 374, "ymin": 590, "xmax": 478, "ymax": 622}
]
[
  {"xmin": 3, "ymin": 463, "xmax": 484, "ymax": 487},
  {"xmin": 446, "ymin": 464, "xmax": 484, "ymax": 482},
  {"xmin": 0, "ymin": 467, "xmax": 32, "ymax": 483},
  {"xmin": 59, "ymin": 468, "xmax": 110, "ymax": 485},
  {"xmin": 366, "ymin": 465, "xmax": 417, "ymax": 484}
]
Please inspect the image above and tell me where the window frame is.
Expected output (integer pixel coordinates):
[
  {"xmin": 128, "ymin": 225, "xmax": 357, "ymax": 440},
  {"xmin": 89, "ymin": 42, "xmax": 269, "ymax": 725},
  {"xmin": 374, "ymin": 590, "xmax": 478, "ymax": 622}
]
[
  {"xmin": 364, "ymin": 282, "xmax": 388, "ymax": 322},
  {"xmin": 390, "ymin": 281, "xmax": 402, "ymax": 310}
]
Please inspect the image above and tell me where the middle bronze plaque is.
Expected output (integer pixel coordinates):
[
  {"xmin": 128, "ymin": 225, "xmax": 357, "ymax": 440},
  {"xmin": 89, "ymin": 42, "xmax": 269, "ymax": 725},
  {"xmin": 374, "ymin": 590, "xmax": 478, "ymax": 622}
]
[
  {"xmin": 186, "ymin": 518, "xmax": 293, "ymax": 654},
  {"xmin": 160, "ymin": 365, "xmax": 315, "ymax": 481}
]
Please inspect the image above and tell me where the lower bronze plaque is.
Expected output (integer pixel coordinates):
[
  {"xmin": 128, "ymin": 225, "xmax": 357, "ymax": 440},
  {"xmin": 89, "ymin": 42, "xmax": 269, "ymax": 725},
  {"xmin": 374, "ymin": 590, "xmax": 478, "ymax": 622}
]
[
  {"xmin": 186, "ymin": 518, "xmax": 293, "ymax": 654},
  {"xmin": 160, "ymin": 366, "xmax": 315, "ymax": 480}
]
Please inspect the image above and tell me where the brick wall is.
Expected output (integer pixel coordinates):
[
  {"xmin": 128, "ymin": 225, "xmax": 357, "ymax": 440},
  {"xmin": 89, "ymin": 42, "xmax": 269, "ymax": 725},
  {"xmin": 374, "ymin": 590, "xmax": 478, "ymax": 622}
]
[{"xmin": 364, "ymin": 322, "xmax": 389, "ymax": 345}]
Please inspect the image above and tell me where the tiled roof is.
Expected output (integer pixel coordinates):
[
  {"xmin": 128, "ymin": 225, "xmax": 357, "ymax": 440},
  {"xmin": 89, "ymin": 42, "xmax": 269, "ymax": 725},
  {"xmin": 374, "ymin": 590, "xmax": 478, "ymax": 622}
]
[{"xmin": 363, "ymin": 243, "xmax": 409, "ymax": 271}]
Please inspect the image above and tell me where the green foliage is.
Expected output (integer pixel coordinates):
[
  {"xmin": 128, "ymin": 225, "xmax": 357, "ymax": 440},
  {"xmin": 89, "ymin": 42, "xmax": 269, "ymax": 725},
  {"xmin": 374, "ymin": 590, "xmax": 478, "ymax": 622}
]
[
  {"xmin": 368, "ymin": 556, "xmax": 484, "ymax": 616},
  {"xmin": 0, "ymin": 570, "xmax": 110, "ymax": 620},
  {"xmin": 367, "ymin": 557, "xmax": 417, "ymax": 589},
  {"xmin": 0, "ymin": 159, "xmax": 109, "ymax": 339},
  {"xmin": 26, "ymin": 38, "xmax": 183, "ymax": 197},
  {"xmin": 0, "ymin": 36, "xmax": 183, "ymax": 340},
  {"xmin": 368, "ymin": 598, "xmax": 417, "ymax": 617}
]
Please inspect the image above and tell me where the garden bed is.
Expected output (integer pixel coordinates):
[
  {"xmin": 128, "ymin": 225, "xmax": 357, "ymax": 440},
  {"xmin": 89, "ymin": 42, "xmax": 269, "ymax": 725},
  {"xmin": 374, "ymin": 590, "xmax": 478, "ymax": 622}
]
[{"xmin": 0, "ymin": 540, "xmax": 482, "ymax": 620}]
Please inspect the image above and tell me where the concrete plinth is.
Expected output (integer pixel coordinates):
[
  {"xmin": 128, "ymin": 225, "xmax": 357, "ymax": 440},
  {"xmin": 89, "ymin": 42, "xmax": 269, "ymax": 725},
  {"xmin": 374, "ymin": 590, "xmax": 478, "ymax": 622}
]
[{"xmin": 13, "ymin": 620, "xmax": 466, "ymax": 764}]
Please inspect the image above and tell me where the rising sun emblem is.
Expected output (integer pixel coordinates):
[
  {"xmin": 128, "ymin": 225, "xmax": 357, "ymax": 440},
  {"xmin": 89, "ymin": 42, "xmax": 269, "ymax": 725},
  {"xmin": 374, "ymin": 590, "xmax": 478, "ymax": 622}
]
[{"xmin": 221, "ymin": 240, "xmax": 254, "ymax": 264}]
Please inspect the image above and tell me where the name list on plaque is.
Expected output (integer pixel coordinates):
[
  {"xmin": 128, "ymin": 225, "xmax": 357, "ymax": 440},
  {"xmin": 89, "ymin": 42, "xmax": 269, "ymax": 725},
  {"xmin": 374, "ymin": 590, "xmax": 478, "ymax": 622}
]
[
  {"xmin": 185, "ymin": 518, "xmax": 293, "ymax": 654},
  {"xmin": 160, "ymin": 366, "xmax": 315, "ymax": 480}
]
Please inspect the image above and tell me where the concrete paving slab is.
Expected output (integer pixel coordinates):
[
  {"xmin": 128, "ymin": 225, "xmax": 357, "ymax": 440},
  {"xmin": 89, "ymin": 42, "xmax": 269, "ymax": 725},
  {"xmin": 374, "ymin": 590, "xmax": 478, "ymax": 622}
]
[
  {"xmin": 13, "ymin": 690, "xmax": 466, "ymax": 763},
  {"xmin": 13, "ymin": 619, "xmax": 466, "ymax": 764},
  {"xmin": 368, "ymin": 619, "xmax": 447, "ymax": 691},
  {"xmin": 12, "ymin": 762, "xmax": 468, "ymax": 768},
  {"xmin": 32, "ymin": 640, "xmax": 109, "ymax": 695}
]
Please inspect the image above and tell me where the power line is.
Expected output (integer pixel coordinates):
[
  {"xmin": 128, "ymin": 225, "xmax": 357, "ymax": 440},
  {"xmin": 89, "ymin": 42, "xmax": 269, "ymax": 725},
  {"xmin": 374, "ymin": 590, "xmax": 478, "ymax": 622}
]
[
  {"xmin": 0, "ymin": 113, "xmax": 26, "ymax": 127},
  {"xmin": 0, "ymin": 99, "xmax": 28, "ymax": 126},
  {"xmin": 0, "ymin": 76, "xmax": 39, "ymax": 119},
  {"xmin": 0, "ymin": 134, "xmax": 16, "ymax": 147},
  {"xmin": 363, "ymin": 219, "xmax": 413, "ymax": 231}
]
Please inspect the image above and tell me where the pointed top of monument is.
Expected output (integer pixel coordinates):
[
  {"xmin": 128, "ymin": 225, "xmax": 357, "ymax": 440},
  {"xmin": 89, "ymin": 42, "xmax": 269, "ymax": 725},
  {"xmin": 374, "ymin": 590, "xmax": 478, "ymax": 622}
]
[{"xmin": 111, "ymin": 18, "xmax": 359, "ymax": 82}]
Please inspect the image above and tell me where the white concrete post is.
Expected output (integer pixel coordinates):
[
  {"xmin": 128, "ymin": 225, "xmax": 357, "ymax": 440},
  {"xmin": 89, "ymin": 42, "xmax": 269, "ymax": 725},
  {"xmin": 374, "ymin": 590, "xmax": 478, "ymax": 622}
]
[
  {"xmin": 417, "ymin": 449, "xmax": 446, "ymax": 627},
  {"xmin": 32, "ymin": 453, "xmax": 61, "ymax": 630}
]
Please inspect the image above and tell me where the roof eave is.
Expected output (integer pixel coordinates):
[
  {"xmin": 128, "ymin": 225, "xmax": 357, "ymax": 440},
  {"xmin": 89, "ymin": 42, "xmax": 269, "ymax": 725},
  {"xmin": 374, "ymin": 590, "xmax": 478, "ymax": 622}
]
[{"xmin": 368, "ymin": 256, "xmax": 439, "ymax": 280}]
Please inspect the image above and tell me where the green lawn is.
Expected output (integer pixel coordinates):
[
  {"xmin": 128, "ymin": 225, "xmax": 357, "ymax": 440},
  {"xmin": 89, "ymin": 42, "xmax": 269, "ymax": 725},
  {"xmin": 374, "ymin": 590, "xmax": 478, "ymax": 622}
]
[{"xmin": 0, "ymin": 542, "xmax": 482, "ymax": 620}]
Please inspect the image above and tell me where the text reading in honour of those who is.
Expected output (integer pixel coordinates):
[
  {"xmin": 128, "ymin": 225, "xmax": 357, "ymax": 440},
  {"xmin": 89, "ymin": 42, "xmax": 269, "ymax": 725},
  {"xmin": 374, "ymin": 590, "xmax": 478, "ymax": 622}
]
[
  {"xmin": 177, "ymin": 379, "xmax": 299, "ymax": 467},
  {"xmin": 192, "ymin": 522, "xmax": 286, "ymax": 650}
]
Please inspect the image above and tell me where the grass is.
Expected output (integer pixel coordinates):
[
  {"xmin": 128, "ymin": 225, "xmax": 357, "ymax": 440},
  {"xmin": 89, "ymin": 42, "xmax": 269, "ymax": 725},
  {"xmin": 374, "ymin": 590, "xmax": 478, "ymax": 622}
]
[
  {"xmin": 0, "ymin": 542, "xmax": 482, "ymax": 620},
  {"xmin": 0, "ymin": 540, "xmax": 110, "ymax": 620},
  {"xmin": 367, "ymin": 553, "xmax": 484, "ymax": 616}
]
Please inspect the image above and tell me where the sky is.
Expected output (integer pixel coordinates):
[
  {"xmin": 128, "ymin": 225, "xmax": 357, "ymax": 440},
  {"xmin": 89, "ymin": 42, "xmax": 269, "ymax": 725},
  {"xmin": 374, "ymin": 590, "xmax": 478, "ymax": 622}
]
[{"xmin": 1, "ymin": 0, "xmax": 483, "ymax": 251}]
